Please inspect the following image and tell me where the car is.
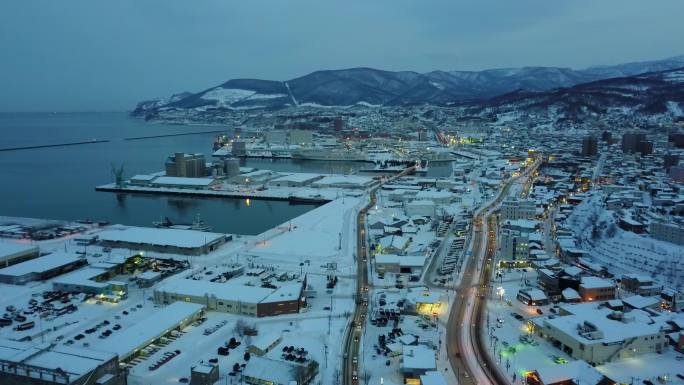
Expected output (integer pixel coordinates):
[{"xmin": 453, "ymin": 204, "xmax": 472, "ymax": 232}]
[
  {"xmin": 352, "ymin": 356, "xmax": 358, "ymax": 364},
  {"xmin": 643, "ymin": 381, "xmax": 654, "ymax": 385},
  {"xmin": 178, "ymin": 378, "xmax": 189, "ymax": 383},
  {"xmin": 536, "ymin": 308, "xmax": 543, "ymax": 315},
  {"xmin": 554, "ymin": 357, "xmax": 568, "ymax": 364},
  {"xmin": 385, "ymin": 359, "xmax": 390, "ymax": 366}
]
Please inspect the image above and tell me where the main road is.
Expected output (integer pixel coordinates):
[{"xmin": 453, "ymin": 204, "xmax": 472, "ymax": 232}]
[
  {"xmin": 343, "ymin": 166, "xmax": 416, "ymax": 385},
  {"xmin": 446, "ymin": 159, "xmax": 541, "ymax": 385}
]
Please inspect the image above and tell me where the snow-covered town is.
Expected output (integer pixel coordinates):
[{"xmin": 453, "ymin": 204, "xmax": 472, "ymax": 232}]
[
  {"xmin": 3, "ymin": 4, "xmax": 684, "ymax": 385},
  {"xmin": 2, "ymin": 116, "xmax": 684, "ymax": 385}
]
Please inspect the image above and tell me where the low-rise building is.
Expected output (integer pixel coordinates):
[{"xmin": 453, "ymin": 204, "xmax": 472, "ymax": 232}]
[
  {"xmin": 0, "ymin": 243, "xmax": 40, "ymax": 268},
  {"xmin": 154, "ymin": 277, "xmax": 306, "ymax": 318},
  {"xmin": 517, "ymin": 288, "xmax": 549, "ymax": 306},
  {"xmin": 151, "ymin": 176, "xmax": 218, "ymax": 190},
  {"xmin": 247, "ymin": 333, "xmax": 282, "ymax": 356},
  {"xmin": 405, "ymin": 200, "xmax": 436, "ymax": 218},
  {"xmin": 525, "ymin": 360, "xmax": 614, "ymax": 385},
  {"xmin": 650, "ymin": 220, "xmax": 684, "ymax": 246},
  {"xmin": 267, "ymin": 173, "xmax": 323, "ymax": 187},
  {"xmin": 243, "ymin": 356, "xmax": 318, "ymax": 385},
  {"xmin": 104, "ymin": 302, "xmax": 204, "ymax": 362},
  {"xmin": 532, "ymin": 303, "xmax": 668, "ymax": 365},
  {"xmin": 401, "ymin": 345, "xmax": 436, "ymax": 379},
  {"xmin": 374, "ymin": 255, "xmax": 426, "ymax": 275},
  {"xmin": 620, "ymin": 273, "xmax": 661, "ymax": 296},
  {"xmin": 190, "ymin": 363, "xmax": 219, "ymax": 385},
  {"xmin": 98, "ymin": 227, "xmax": 228, "ymax": 256},
  {"xmin": 0, "ymin": 252, "xmax": 86, "ymax": 285},
  {"xmin": 579, "ymin": 277, "xmax": 615, "ymax": 302},
  {"xmin": 0, "ymin": 338, "xmax": 125, "ymax": 385}
]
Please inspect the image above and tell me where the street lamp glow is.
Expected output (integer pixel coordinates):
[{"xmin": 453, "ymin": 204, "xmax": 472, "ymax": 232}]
[{"xmin": 497, "ymin": 287, "xmax": 505, "ymax": 301}]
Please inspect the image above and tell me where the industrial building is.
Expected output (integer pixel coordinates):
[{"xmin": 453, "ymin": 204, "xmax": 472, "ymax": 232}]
[
  {"xmin": 267, "ymin": 173, "xmax": 323, "ymax": 187},
  {"xmin": 103, "ymin": 302, "xmax": 204, "ymax": 362},
  {"xmin": 165, "ymin": 152, "xmax": 207, "ymax": 177},
  {"xmin": 312, "ymin": 175, "xmax": 375, "ymax": 189},
  {"xmin": 0, "ymin": 252, "xmax": 86, "ymax": 285},
  {"xmin": 0, "ymin": 243, "xmax": 40, "ymax": 268},
  {"xmin": 150, "ymin": 176, "xmax": 219, "ymax": 190},
  {"xmin": 52, "ymin": 267, "xmax": 128, "ymax": 299},
  {"xmin": 153, "ymin": 276, "xmax": 306, "ymax": 317},
  {"xmin": 222, "ymin": 158, "xmax": 241, "ymax": 177},
  {"xmin": 0, "ymin": 338, "xmax": 125, "ymax": 385},
  {"xmin": 98, "ymin": 226, "xmax": 228, "ymax": 256}
]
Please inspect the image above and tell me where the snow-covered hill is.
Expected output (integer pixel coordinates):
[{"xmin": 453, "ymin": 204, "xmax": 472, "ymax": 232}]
[{"xmin": 132, "ymin": 55, "xmax": 684, "ymax": 118}]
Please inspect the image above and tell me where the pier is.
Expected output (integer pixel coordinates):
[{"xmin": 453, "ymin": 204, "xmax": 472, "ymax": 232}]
[
  {"xmin": 95, "ymin": 184, "xmax": 332, "ymax": 204},
  {"xmin": 123, "ymin": 129, "xmax": 225, "ymax": 141},
  {"xmin": 0, "ymin": 139, "xmax": 110, "ymax": 152}
]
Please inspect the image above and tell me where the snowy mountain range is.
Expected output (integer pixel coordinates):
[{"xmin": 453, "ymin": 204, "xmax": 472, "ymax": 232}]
[
  {"xmin": 132, "ymin": 55, "xmax": 684, "ymax": 118},
  {"xmin": 468, "ymin": 67, "xmax": 684, "ymax": 119}
]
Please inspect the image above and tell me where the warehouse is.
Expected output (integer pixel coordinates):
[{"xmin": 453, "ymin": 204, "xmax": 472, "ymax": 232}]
[
  {"xmin": 150, "ymin": 176, "xmax": 219, "ymax": 190},
  {"xmin": 0, "ymin": 338, "xmax": 125, "ymax": 385},
  {"xmin": 312, "ymin": 175, "xmax": 375, "ymax": 189},
  {"xmin": 0, "ymin": 252, "xmax": 86, "ymax": 285},
  {"xmin": 0, "ymin": 243, "xmax": 40, "ymax": 268},
  {"xmin": 153, "ymin": 277, "xmax": 306, "ymax": 317},
  {"xmin": 103, "ymin": 302, "xmax": 204, "ymax": 362},
  {"xmin": 52, "ymin": 267, "xmax": 128, "ymax": 300},
  {"xmin": 267, "ymin": 173, "xmax": 323, "ymax": 187},
  {"xmin": 98, "ymin": 226, "xmax": 228, "ymax": 256}
]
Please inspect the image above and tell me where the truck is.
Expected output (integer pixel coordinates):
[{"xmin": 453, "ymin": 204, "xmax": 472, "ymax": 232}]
[{"xmin": 14, "ymin": 321, "xmax": 35, "ymax": 331}]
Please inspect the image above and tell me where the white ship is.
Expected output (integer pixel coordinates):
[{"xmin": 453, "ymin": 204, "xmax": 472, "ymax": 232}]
[{"xmin": 291, "ymin": 148, "xmax": 368, "ymax": 161}]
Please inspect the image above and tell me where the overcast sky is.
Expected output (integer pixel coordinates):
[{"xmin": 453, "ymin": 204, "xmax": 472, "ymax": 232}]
[{"xmin": 1, "ymin": 0, "xmax": 683, "ymax": 112}]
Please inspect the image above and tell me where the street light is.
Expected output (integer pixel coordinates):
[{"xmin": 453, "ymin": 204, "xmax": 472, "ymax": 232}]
[{"xmin": 497, "ymin": 286, "xmax": 505, "ymax": 302}]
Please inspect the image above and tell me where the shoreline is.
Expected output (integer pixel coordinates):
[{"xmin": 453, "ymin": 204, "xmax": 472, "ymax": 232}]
[{"xmin": 94, "ymin": 184, "xmax": 332, "ymax": 204}]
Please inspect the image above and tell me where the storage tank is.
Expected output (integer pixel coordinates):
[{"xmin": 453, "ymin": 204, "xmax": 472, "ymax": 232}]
[{"xmin": 223, "ymin": 158, "xmax": 240, "ymax": 177}]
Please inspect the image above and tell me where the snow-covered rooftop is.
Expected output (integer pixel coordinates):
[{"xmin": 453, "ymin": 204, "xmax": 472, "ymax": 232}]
[
  {"xmin": 401, "ymin": 345, "xmax": 436, "ymax": 371},
  {"xmin": 98, "ymin": 226, "xmax": 225, "ymax": 248},
  {"xmin": 152, "ymin": 176, "xmax": 216, "ymax": 186},
  {"xmin": 0, "ymin": 251, "xmax": 81, "ymax": 277},
  {"xmin": 103, "ymin": 302, "xmax": 204, "ymax": 360}
]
